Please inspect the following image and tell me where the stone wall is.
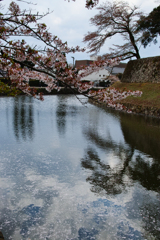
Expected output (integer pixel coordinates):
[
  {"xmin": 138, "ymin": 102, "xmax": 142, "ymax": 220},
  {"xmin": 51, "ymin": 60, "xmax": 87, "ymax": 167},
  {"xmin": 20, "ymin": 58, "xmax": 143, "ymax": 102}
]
[{"xmin": 121, "ymin": 56, "xmax": 160, "ymax": 83}]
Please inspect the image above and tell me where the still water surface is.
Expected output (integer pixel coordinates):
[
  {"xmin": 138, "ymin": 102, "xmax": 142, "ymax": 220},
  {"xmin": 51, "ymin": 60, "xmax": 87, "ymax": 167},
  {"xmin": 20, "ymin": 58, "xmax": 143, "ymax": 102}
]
[{"xmin": 0, "ymin": 95, "xmax": 160, "ymax": 240}]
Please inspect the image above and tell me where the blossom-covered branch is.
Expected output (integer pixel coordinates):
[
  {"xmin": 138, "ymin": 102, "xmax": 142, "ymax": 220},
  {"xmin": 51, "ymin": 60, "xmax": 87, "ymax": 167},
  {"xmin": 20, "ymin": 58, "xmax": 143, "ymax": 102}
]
[
  {"xmin": 88, "ymin": 87, "xmax": 142, "ymax": 113},
  {"xmin": 0, "ymin": 1, "xmax": 119, "ymax": 100},
  {"xmin": 0, "ymin": 1, "xmax": 142, "ymax": 113}
]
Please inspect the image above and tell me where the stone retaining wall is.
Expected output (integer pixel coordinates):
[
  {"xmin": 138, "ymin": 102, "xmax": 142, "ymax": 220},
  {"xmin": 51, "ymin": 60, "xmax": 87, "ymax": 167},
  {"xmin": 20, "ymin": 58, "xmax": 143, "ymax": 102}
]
[{"xmin": 122, "ymin": 56, "xmax": 160, "ymax": 83}]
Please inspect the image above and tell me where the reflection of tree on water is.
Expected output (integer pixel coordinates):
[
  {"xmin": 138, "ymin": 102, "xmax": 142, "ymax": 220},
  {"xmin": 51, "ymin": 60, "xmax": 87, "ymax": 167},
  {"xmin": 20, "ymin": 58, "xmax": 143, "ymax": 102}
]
[
  {"xmin": 120, "ymin": 113, "xmax": 160, "ymax": 161},
  {"xmin": 81, "ymin": 130, "xmax": 135, "ymax": 195},
  {"xmin": 120, "ymin": 113, "xmax": 160, "ymax": 192},
  {"xmin": 13, "ymin": 96, "xmax": 34, "ymax": 141},
  {"xmin": 56, "ymin": 96, "xmax": 67, "ymax": 136},
  {"xmin": 129, "ymin": 155, "xmax": 160, "ymax": 192},
  {"xmin": 81, "ymin": 126, "xmax": 160, "ymax": 239},
  {"xmin": 82, "ymin": 127, "xmax": 160, "ymax": 195}
]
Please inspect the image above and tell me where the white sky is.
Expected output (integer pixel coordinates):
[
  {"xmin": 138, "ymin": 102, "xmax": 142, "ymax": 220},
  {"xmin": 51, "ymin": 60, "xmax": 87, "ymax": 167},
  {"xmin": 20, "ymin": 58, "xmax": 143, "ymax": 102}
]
[{"xmin": 3, "ymin": 0, "xmax": 160, "ymax": 63}]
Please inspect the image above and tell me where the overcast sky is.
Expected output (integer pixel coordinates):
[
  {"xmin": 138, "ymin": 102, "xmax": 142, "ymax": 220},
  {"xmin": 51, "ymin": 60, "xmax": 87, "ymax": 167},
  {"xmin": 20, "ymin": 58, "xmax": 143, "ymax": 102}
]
[{"xmin": 3, "ymin": 0, "xmax": 160, "ymax": 63}]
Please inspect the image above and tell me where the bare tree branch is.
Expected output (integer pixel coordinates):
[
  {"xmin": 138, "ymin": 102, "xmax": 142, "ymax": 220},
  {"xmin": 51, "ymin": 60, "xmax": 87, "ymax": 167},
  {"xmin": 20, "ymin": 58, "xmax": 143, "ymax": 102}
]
[{"xmin": 83, "ymin": 0, "xmax": 144, "ymax": 59}]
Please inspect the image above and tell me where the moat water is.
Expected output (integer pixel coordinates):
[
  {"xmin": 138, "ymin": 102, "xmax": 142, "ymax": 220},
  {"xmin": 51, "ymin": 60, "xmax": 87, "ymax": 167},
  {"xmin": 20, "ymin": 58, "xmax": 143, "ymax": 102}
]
[{"xmin": 0, "ymin": 95, "xmax": 160, "ymax": 240}]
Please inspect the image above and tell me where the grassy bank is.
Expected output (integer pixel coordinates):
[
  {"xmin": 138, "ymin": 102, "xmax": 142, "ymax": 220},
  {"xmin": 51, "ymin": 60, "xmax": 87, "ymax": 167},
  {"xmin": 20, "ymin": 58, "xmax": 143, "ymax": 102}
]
[
  {"xmin": 111, "ymin": 82, "xmax": 160, "ymax": 117},
  {"xmin": 112, "ymin": 82, "xmax": 160, "ymax": 108},
  {"xmin": 0, "ymin": 80, "xmax": 21, "ymax": 96}
]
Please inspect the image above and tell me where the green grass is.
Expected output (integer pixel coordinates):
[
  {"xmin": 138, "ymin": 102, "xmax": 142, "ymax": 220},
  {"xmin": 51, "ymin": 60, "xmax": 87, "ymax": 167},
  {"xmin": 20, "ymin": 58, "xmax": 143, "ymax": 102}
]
[
  {"xmin": 0, "ymin": 80, "xmax": 21, "ymax": 96},
  {"xmin": 112, "ymin": 82, "xmax": 160, "ymax": 108}
]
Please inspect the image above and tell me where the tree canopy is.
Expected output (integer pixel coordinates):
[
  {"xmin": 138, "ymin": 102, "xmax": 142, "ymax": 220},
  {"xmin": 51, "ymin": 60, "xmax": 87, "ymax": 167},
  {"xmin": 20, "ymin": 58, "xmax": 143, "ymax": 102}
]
[
  {"xmin": 0, "ymin": 0, "xmax": 115, "ymax": 99},
  {"xmin": 0, "ymin": 1, "xmax": 143, "ymax": 113},
  {"xmin": 83, "ymin": 0, "xmax": 144, "ymax": 60},
  {"xmin": 137, "ymin": 5, "xmax": 160, "ymax": 47}
]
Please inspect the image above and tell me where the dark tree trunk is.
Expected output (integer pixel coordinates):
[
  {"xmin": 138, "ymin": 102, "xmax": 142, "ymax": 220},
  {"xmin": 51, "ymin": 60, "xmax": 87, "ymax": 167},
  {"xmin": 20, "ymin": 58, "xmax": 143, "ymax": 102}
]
[{"xmin": 128, "ymin": 29, "xmax": 141, "ymax": 59}]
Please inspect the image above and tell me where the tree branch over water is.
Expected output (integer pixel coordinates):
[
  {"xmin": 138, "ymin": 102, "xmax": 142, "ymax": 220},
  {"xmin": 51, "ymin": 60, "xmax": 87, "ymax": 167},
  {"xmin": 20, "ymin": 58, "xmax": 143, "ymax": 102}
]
[{"xmin": 0, "ymin": 1, "xmax": 117, "ymax": 100}]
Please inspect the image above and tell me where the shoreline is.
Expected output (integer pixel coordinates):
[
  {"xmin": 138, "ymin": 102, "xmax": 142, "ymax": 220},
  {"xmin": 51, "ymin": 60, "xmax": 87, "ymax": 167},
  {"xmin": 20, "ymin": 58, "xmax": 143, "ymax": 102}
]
[
  {"xmin": 1, "ymin": 80, "xmax": 160, "ymax": 119},
  {"xmin": 88, "ymin": 98, "xmax": 160, "ymax": 119},
  {"xmin": 1, "ymin": 91, "xmax": 160, "ymax": 119}
]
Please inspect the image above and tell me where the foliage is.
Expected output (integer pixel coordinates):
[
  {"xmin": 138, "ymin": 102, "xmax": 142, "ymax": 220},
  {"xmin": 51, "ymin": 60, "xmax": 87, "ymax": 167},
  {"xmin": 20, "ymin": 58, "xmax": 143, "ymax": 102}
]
[
  {"xmin": 83, "ymin": 0, "xmax": 144, "ymax": 60},
  {"xmin": 137, "ymin": 5, "xmax": 160, "ymax": 47},
  {"xmin": 0, "ymin": 80, "xmax": 21, "ymax": 96},
  {"xmin": 85, "ymin": 0, "xmax": 99, "ymax": 8}
]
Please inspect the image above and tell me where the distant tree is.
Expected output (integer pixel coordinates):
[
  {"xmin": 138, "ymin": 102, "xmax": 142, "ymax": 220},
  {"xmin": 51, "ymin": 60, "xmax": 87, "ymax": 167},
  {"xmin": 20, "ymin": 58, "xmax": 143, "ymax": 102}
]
[
  {"xmin": 85, "ymin": 0, "xmax": 99, "ymax": 8},
  {"xmin": 137, "ymin": 5, "xmax": 160, "ymax": 47},
  {"xmin": 83, "ymin": 1, "xmax": 144, "ymax": 60}
]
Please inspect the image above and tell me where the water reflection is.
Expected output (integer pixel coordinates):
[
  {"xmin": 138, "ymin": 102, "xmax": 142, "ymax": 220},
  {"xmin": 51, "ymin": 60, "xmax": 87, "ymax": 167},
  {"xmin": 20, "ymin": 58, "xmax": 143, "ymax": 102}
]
[
  {"xmin": 13, "ymin": 96, "xmax": 34, "ymax": 141},
  {"xmin": 0, "ymin": 96, "xmax": 160, "ymax": 239},
  {"xmin": 80, "ymin": 110, "xmax": 160, "ymax": 239},
  {"xmin": 82, "ymin": 120, "xmax": 160, "ymax": 195},
  {"xmin": 120, "ymin": 113, "xmax": 160, "ymax": 192},
  {"xmin": 140, "ymin": 200, "xmax": 160, "ymax": 239},
  {"xmin": 56, "ymin": 96, "xmax": 67, "ymax": 136},
  {"xmin": 120, "ymin": 113, "xmax": 160, "ymax": 161},
  {"xmin": 129, "ymin": 155, "xmax": 160, "ymax": 192},
  {"xmin": 81, "ymin": 127, "xmax": 135, "ymax": 195},
  {"xmin": 81, "ymin": 147, "xmax": 134, "ymax": 195},
  {"xmin": 0, "ymin": 188, "xmax": 59, "ymax": 240}
]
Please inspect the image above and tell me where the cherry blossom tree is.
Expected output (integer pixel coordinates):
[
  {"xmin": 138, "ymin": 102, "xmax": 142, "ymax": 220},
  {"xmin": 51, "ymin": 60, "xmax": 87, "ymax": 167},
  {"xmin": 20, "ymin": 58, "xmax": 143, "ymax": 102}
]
[
  {"xmin": 0, "ymin": 0, "xmax": 117, "ymax": 100},
  {"xmin": 0, "ymin": 0, "xmax": 142, "ymax": 113}
]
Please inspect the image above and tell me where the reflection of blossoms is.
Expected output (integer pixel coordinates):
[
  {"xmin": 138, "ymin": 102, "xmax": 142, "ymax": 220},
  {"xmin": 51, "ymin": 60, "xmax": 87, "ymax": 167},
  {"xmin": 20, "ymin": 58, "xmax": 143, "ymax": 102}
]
[{"xmin": 88, "ymin": 88, "xmax": 142, "ymax": 113}]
